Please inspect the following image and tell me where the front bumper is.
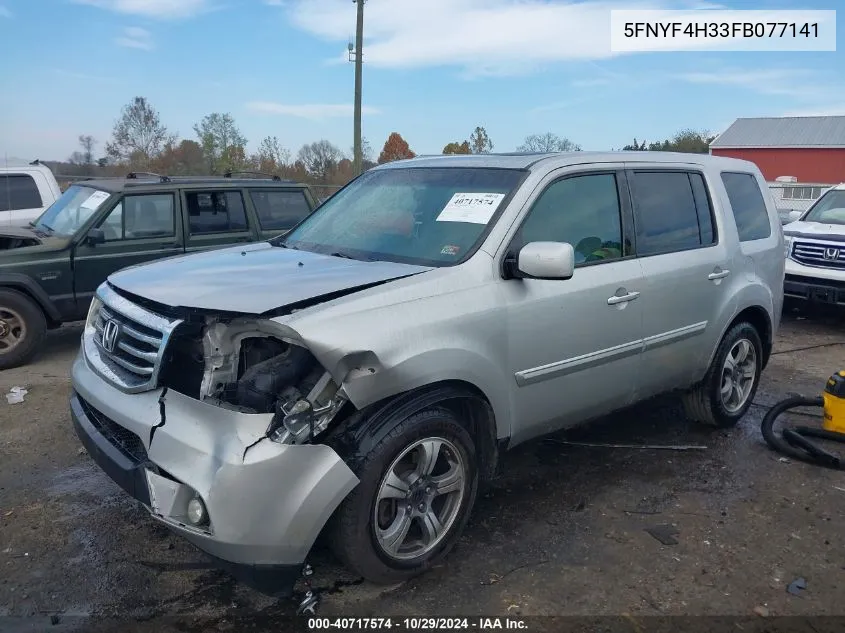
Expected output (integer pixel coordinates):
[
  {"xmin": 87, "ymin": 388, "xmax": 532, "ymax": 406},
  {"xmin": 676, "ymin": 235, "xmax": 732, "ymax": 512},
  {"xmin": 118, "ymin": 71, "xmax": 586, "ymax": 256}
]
[
  {"xmin": 70, "ymin": 351, "xmax": 359, "ymax": 595},
  {"xmin": 784, "ymin": 274, "xmax": 845, "ymax": 306}
]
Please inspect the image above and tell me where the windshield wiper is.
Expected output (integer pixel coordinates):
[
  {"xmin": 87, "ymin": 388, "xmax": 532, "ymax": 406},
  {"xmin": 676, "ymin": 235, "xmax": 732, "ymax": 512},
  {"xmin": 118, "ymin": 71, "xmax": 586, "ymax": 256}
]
[{"xmin": 329, "ymin": 252, "xmax": 356, "ymax": 260}]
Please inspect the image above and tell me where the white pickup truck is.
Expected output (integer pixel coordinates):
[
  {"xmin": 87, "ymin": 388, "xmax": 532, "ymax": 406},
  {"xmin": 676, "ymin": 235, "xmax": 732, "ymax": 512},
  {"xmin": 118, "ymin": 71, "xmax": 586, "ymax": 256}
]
[
  {"xmin": 1, "ymin": 161, "xmax": 62, "ymax": 227},
  {"xmin": 783, "ymin": 182, "xmax": 845, "ymax": 308}
]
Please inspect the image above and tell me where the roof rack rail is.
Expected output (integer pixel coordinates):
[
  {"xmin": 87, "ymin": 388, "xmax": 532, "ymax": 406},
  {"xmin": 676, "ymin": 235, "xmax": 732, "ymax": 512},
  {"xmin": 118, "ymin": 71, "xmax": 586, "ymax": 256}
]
[
  {"xmin": 127, "ymin": 171, "xmax": 171, "ymax": 183},
  {"xmin": 223, "ymin": 170, "xmax": 283, "ymax": 181}
]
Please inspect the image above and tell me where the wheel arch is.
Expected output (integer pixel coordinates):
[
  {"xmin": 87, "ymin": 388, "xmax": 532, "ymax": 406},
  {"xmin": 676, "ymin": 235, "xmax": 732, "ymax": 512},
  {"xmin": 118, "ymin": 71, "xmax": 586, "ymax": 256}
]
[
  {"xmin": 326, "ymin": 380, "xmax": 502, "ymax": 483},
  {"xmin": 0, "ymin": 273, "xmax": 61, "ymax": 324},
  {"xmin": 706, "ymin": 303, "xmax": 773, "ymax": 373}
]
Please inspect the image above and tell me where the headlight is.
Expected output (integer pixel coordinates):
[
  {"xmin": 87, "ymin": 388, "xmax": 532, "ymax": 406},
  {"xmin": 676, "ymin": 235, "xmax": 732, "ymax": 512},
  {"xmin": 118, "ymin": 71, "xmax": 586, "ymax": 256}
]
[
  {"xmin": 784, "ymin": 236, "xmax": 793, "ymax": 258},
  {"xmin": 85, "ymin": 296, "xmax": 103, "ymax": 329}
]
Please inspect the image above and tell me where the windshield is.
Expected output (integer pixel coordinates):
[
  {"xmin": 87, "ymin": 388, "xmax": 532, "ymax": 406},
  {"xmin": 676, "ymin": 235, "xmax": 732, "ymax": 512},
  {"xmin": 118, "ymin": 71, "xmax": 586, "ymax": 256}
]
[
  {"xmin": 281, "ymin": 167, "xmax": 526, "ymax": 266},
  {"xmin": 802, "ymin": 189, "xmax": 845, "ymax": 225},
  {"xmin": 34, "ymin": 185, "xmax": 112, "ymax": 235}
]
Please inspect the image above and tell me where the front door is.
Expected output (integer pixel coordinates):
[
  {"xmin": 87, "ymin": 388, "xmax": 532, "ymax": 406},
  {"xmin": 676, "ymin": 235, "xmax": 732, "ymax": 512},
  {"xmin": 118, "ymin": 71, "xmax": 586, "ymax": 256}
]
[
  {"xmin": 627, "ymin": 168, "xmax": 735, "ymax": 397},
  {"xmin": 502, "ymin": 169, "xmax": 645, "ymax": 444},
  {"xmin": 72, "ymin": 192, "xmax": 184, "ymax": 316},
  {"xmin": 246, "ymin": 188, "xmax": 315, "ymax": 240}
]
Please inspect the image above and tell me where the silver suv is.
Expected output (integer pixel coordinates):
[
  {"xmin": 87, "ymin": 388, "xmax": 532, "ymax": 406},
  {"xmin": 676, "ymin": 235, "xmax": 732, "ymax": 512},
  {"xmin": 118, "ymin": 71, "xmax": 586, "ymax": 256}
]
[{"xmin": 70, "ymin": 152, "xmax": 784, "ymax": 595}]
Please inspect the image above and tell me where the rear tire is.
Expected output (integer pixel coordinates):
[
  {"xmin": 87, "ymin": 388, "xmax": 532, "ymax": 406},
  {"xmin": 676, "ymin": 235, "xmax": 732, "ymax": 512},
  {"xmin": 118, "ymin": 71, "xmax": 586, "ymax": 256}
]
[
  {"xmin": 0, "ymin": 289, "xmax": 46, "ymax": 370},
  {"xmin": 328, "ymin": 407, "xmax": 478, "ymax": 584},
  {"xmin": 682, "ymin": 322, "xmax": 763, "ymax": 428}
]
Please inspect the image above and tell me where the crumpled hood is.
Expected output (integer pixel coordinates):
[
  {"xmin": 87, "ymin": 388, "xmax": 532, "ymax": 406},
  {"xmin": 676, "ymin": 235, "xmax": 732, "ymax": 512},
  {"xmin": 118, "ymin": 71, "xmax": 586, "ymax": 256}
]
[
  {"xmin": 108, "ymin": 242, "xmax": 433, "ymax": 314},
  {"xmin": 784, "ymin": 220, "xmax": 845, "ymax": 241}
]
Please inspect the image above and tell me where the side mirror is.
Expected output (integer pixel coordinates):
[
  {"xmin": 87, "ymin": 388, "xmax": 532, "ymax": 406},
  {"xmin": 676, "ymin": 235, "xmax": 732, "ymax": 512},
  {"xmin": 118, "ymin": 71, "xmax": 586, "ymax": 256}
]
[
  {"xmin": 787, "ymin": 210, "xmax": 803, "ymax": 223},
  {"xmin": 86, "ymin": 227, "xmax": 106, "ymax": 246},
  {"xmin": 507, "ymin": 241, "xmax": 575, "ymax": 280}
]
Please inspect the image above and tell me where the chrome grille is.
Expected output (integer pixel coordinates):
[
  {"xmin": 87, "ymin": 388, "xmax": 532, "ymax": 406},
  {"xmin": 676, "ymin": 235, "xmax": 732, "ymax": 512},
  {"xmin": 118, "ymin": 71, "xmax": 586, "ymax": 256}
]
[
  {"xmin": 83, "ymin": 284, "xmax": 183, "ymax": 393},
  {"xmin": 791, "ymin": 241, "xmax": 845, "ymax": 270}
]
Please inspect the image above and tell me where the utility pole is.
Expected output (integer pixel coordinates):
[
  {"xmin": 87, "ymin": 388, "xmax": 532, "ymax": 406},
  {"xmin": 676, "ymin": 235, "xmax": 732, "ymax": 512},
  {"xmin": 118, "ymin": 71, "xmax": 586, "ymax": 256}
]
[{"xmin": 351, "ymin": 0, "xmax": 365, "ymax": 176}]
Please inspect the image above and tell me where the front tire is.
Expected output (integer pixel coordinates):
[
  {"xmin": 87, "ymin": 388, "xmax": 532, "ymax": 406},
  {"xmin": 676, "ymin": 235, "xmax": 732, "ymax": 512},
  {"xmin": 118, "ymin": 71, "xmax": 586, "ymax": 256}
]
[
  {"xmin": 328, "ymin": 407, "xmax": 478, "ymax": 584},
  {"xmin": 0, "ymin": 289, "xmax": 47, "ymax": 370},
  {"xmin": 682, "ymin": 321, "xmax": 763, "ymax": 428}
]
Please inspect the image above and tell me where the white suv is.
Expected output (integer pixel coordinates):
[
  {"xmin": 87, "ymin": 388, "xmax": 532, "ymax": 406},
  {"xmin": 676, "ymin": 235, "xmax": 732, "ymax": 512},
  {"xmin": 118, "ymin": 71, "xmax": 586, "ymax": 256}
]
[
  {"xmin": 1, "ymin": 161, "xmax": 62, "ymax": 226},
  {"xmin": 783, "ymin": 183, "xmax": 845, "ymax": 307}
]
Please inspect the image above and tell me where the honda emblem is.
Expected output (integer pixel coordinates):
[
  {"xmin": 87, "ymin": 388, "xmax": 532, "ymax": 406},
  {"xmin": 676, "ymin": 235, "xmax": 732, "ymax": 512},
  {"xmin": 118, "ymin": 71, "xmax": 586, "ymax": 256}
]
[
  {"xmin": 101, "ymin": 319, "xmax": 120, "ymax": 353},
  {"xmin": 824, "ymin": 247, "xmax": 840, "ymax": 261}
]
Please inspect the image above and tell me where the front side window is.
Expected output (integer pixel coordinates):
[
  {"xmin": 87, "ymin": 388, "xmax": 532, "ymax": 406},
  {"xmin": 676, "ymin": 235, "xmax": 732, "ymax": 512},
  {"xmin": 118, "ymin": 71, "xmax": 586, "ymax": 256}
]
[
  {"xmin": 0, "ymin": 174, "xmax": 42, "ymax": 212},
  {"xmin": 721, "ymin": 172, "xmax": 772, "ymax": 241},
  {"xmin": 630, "ymin": 171, "xmax": 709, "ymax": 256},
  {"xmin": 250, "ymin": 190, "xmax": 312, "ymax": 231},
  {"xmin": 186, "ymin": 191, "xmax": 249, "ymax": 234},
  {"xmin": 802, "ymin": 189, "xmax": 845, "ymax": 225},
  {"xmin": 33, "ymin": 185, "xmax": 111, "ymax": 235},
  {"xmin": 99, "ymin": 194, "xmax": 175, "ymax": 241},
  {"xmin": 282, "ymin": 167, "xmax": 526, "ymax": 266},
  {"xmin": 516, "ymin": 173, "xmax": 624, "ymax": 265}
]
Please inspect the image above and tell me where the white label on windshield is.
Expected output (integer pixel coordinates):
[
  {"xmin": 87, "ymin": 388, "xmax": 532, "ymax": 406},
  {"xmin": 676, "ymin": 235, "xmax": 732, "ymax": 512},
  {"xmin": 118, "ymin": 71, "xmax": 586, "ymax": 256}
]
[
  {"xmin": 80, "ymin": 190, "xmax": 110, "ymax": 210},
  {"xmin": 436, "ymin": 193, "xmax": 506, "ymax": 224}
]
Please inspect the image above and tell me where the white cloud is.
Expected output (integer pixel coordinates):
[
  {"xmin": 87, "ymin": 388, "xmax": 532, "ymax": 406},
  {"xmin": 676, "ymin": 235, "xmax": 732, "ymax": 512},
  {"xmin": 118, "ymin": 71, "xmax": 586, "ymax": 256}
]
[
  {"xmin": 73, "ymin": 0, "xmax": 211, "ymax": 20},
  {"xmin": 0, "ymin": 5, "xmax": 11, "ymax": 18},
  {"xmin": 674, "ymin": 69, "xmax": 816, "ymax": 97},
  {"xmin": 285, "ymin": 0, "xmax": 677, "ymax": 76},
  {"xmin": 115, "ymin": 26, "xmax": 154, "ymax": 50},
  {"xmin": 781, "ymin": 105, "xmax": 845, "ymax": 117},
  {"xmin": 245, "ymin": 102, "xmax": 381, "ymax": 120}
]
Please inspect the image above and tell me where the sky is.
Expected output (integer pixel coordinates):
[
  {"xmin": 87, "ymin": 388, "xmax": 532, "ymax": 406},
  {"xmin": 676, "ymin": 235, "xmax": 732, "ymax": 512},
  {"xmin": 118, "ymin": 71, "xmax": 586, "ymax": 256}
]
[{"xmin": 0, "ymin": 0, "xmax": 843, "ymax": 163}]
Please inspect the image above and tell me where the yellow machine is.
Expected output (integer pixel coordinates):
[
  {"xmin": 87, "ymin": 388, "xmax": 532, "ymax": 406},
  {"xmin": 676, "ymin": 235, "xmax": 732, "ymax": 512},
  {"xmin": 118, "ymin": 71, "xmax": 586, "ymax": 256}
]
[{"xmin": 823, "ymin": 370, "xmax": 845, "ymax": 434}]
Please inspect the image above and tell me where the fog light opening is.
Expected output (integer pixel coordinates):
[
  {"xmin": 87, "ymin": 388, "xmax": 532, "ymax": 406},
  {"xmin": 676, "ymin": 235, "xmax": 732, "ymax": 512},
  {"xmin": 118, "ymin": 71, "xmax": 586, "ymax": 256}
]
[{"xmin": 187, "ymin": 496, "xmax": 207, "ymax": 526}]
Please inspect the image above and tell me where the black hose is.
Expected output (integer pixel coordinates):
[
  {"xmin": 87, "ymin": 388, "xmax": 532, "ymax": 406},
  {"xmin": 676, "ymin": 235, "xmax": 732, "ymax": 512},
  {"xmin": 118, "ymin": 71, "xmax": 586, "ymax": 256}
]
[{"xmin": 760, "ymin": 395, "xmax": 845, "ymax": 470}]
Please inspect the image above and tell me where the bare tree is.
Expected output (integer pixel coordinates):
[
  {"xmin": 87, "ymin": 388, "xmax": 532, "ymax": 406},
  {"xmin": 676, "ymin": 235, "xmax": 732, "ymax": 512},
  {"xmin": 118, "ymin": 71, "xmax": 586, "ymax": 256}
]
[
  {"xmin": 297, "ymin": 140, "xmax": 343, "ymax": 183},
  {"xmin": 106, "ymin": 97, "xmax": 174, "ymax": 167},
  {"xmin": 78, "ymin": 135, "xmax": 97, "ymax": 165},
  {"xmin": 518, "ymin": 133, "xmax": 581, "ymax": 153}
]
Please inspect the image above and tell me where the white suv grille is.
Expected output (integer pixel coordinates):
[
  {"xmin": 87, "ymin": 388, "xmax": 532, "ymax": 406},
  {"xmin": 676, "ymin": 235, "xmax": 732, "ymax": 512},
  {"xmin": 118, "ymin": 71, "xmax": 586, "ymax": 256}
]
[
  {"xmin": 83, "ymin": 284, "xmax": 183, "ymax": 393},
  {"xmin": 792, "ymin": 240, "xmax": 845, "ymax": 270}
]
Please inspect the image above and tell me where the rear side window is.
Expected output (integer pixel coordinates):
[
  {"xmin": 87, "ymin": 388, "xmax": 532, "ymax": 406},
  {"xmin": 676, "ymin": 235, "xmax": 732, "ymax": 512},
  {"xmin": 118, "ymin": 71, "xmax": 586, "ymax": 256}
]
[
  {"xmin": 630, "ymin": 171, "xmax": 713, "ymax": 256},
  {"xmin": 0, "ymin": 174, "xmax": 43, "ymax": 212},
  {"xmin": 721, "ymin": 172, "xmax": 772, "ymax": 242},
  {"xmin": 249, "ymin": 190, "xmax": 311, "ymax": 231},
  {"xmin": 185, "ymin": 190, "xmax": 249, "ymax": 234}
]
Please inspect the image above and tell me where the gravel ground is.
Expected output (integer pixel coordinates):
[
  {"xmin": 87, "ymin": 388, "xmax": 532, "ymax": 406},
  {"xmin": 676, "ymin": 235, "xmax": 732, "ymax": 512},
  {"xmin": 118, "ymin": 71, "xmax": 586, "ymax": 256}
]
[{"xmin": 1, "ymin": 309, "xmax": 844, "ymax": 632}]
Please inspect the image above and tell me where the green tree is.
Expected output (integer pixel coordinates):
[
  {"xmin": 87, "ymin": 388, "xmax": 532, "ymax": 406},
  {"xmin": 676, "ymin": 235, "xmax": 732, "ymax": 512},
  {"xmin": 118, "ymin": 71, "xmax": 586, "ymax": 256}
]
[
  {"xmin": 106, "ymin": 97, "xmax": 174, "ymax": 167},
  {"xmin": 193, "ymin": 112, "xmax": 248, "ymax": 174},
  {"xmin": 442, "ymin": 141, "xmax": 471, "ymax": 154},
  {"xmin": 469, "ymin": 126, "xmax": 493, "ymax": 154},
  {"xmin": 254, "ymin": 136, "xmax": 291, "ymax": 173},
  {"xmin": 517, "ymin": 133, "xmax": 580, "ymax": 152},
  {"xmin": 622, "ymin": 138, "xmax": 648, "ymax": 151},
  {"xmin": 297, "ymin": 140, "xmax": 344, "ymax": 183}
]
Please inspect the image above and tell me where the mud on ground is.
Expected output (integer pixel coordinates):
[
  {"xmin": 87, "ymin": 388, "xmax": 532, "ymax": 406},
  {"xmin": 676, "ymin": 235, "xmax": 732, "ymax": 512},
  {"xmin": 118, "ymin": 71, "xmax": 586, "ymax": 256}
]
[{"xmin": 1, "ymin": 311, "xmax": 844, "ymax": 632}]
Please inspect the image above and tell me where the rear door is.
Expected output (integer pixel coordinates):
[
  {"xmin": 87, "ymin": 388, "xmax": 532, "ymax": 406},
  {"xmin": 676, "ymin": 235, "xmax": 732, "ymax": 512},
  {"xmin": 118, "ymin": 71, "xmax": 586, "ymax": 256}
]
[
  {"xmin": 72, "ymin": 192, "xmax": 184, "ymax": 313},
  {"xmin": 181, "ymin": 188, "xmax": 258, "ymax": 254},
  {"xmin": 246, "ymin": 188, "xmax": 315, "ymax": 239},
  {"xmin": 627, "ymin": 167, "xmax": 735, "ymax": 397}
]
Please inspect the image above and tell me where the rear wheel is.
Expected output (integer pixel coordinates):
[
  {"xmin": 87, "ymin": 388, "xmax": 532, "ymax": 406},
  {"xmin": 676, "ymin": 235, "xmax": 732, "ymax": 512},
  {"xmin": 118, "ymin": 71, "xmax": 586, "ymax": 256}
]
[
  {"xmin": 329, "ymin": 407, "xmax": 478, "ymax": 584},
  {"xmin": 682, "ymin": 322, "xmax": 763, "ymax": 428},
  {"xmin": 0, "ymin": 289, "xmax": 46, "ymax": 370}
]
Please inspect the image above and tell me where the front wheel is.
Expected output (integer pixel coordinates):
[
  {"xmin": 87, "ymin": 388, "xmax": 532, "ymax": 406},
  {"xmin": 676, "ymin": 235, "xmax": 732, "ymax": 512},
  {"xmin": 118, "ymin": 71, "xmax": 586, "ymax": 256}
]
[
  {"xmin": 682, "ymin": 321, "xmax": 763, "ymax": 428},
  {"xmin": 328, "ymin": 407, "xmax": 478, "ymax": 584},
  {"xmin": 0, "ymin": 289, "xmax": 47, "ymax": 370}
]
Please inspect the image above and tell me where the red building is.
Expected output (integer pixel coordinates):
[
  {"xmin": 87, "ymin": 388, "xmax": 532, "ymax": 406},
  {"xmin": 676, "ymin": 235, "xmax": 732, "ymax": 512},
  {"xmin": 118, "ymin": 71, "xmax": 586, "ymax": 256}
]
[{"xmin": 709, "ymin": 116, "xmax": 845, "ymax": 184}]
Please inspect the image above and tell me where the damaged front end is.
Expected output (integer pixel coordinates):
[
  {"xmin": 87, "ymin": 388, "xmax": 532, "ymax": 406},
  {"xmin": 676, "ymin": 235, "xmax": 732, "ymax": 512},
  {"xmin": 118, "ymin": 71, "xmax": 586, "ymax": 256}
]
[
  {"xmin": 160, "ymin": 315, "xmax": 349, "ymax": 447},
  {"xmin": 72, "ymin": 284, "xmax": 360, "ymax": 595}
]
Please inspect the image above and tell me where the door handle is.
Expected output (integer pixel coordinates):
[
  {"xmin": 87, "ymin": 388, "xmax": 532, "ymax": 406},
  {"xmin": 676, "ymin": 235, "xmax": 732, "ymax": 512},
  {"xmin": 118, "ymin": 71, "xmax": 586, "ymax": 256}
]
[
  {"xmin": 607, "ymin": 291, "xmax": 640, "ymax": 305},
  {"xmin": 708, "ymin": 269, "xmax": 731, "ymax": 280}
]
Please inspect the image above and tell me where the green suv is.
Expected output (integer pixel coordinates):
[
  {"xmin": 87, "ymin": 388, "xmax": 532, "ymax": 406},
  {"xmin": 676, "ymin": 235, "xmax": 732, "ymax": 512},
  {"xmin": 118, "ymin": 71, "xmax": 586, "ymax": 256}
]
[{"xmin": 0, "ymin": 173, "xmax": 318, "ymax": 369}]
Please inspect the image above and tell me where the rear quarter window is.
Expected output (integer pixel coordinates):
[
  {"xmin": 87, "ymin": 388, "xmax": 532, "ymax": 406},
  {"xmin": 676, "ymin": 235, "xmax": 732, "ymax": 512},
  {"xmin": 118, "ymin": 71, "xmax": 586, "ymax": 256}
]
[
  {"xmin": 249, "ymin": 189, "xmax": 312, "ymax": 231},
  {"xmin": 0, "ymin": 174, "xmax": 43, "ymax": 212},
  {"xmin": 721, "ymin": 172, "xmax": 772, "ymax": 242}
]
